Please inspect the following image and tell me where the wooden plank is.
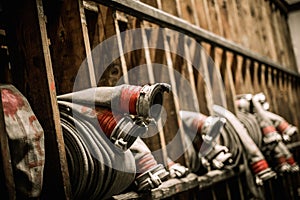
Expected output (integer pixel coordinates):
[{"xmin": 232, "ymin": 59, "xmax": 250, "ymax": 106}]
[
  {"xmin": 140, "ymin": 21, "xmax": 168, "ymax": 166},
  {"xmin": 160, "ymin": 0, "xmax": 178, "ymax": 16},
  {"xmin": 0, "ymin": 89, "xmax": 16, "ymax": 199},
  {"xmin": 220, "ymin": 51, "xmax": 238, "ymax": 114},
  {"xmin": 162, "ymin": 29, "xmax": 190, "ymax": 166},
  {"xmin": 79, "ymin": 0, "xmax": 97, "ymax": 87},
  {"xmin": 113, "ymin": 15, "xmax": 129, "ymax": 84},
  {"xmin": 267, "ymin": 68, "xmax": 278, "ymax": 113},
  {"xmin": 45, "ymin": 0, "xmax": 91, "ymax": 94},
  {"xmin": 178, "ymin": 0, "xmax": 196, "ymax": 25},
  {"xmin": 95, "ymin": 5, "xmax": 124, "ymax": 86},
  {"xmin": 259, "ymin": 0, "xmax": 278, "ymax": 62},
  {"xmin": 5, "ymin": 0, "xmax": 71, "ymax": 198},
  {"xmin": 242, "ymin": 59, "xmax": 254, "ymax": 94},
  {"xmin": 288, "ymin": 76, "xmax": 300, "ymax": 127},
  {"xmin": 279, "ymin": 11, "xmax": 298, "ymax": 71},
  {"xmin": 201, "ymin": 0, "xmax": 213, "ymax": 32},
  {"xmin": 233, "ymin": 55, "xmax": 245, "ymax": 95},
  {"xmin": 270, "ymin": 4, "xmax": 286, "ymax": 66},
  {"xmin": 225, "ymin": 0, "xmax": 241, "ymax": 43},
  {"xmin": 193, "ymin": 0, "xmax": 209, "ymax": 29},
  {"xmin": 252, "ymin": 62, "xmax": 262, "ymax": 94},
  {"xmin": 217, "ymin": 0, "xmax": 233, "ymax": 40},
  {"xmin": 96, "ymin": 0, "xmax": 300, "ymax": 78},
  {"xmin": 259, "ymin": 64, "xmax": 272, "ymax": 107}
]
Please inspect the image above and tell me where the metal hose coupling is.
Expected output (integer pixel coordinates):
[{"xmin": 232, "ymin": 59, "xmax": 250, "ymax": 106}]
[
  {"xmin": 262, "ymin": 126, "xmax": 282, "ymax": 144},
  {"xmin": 135, "ymin": 164, "xmax": 169, "ymax": 191},
  {"xmin": 167, "ymin": 158, "xmax": 189, "ymax": 178},
  {"xmin": 205, "ymin": 144, "xmax": 233, "ymax": 169},
  {"xmin": 179, "ymin": 110, "xmax": 226, "ymax": 157},
  {"xmin": 236, "ymin": 93, "xmax": 270, "ymax": 113},
  {"xmin": 135, "ymin": 83, "xmax": 170, "ymax": 119},
  {"xmin": 286, "ymin": 156, "xmax": 300, "ymax": 172},
  {"xmin": 251, "ymin": 160, "xmax": 276, "ymax": 185},
  {"xmin": 261, "ymin": 110, "xmax": 298, "ymax": 141},
  {"xmin": 97, "ymin": 110, "xmax": 148, "ymax": 151}
]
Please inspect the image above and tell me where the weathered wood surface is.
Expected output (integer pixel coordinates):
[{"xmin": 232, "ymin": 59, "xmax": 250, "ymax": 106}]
[{"xmin": 5, "ymin": 0, "xmax": 71, "ymax": 198}]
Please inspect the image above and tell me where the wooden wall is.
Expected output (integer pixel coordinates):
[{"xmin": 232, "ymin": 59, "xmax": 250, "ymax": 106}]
[{"xmin": 0, "ymin": 0, "xmax": 300, "ymax": 199}]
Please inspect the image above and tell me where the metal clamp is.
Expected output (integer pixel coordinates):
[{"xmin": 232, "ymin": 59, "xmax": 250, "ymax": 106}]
[
  {"xmin": 135, "ymin": 164, "xmax": 169, "ymax": 191},
  {"xmin": 168, "ymin": 163, "xmax": 189, "ymax": 178},
  {"xmin": 111, "ymin": 115, "xmax": 147, "ymax": 151},
  {"xmin": 263, "ymin": 132, "xmax": 282, "ymax": 144},
  {"xmin": 255, "ymin": 168, "xmax": 276, "ymax": 186}
]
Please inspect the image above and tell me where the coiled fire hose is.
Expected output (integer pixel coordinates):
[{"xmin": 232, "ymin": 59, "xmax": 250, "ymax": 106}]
[
  {"xmin": 213, "ymin": 105, "xmax": 276, "ymax": 184},
  {"xmin": 57, "ymin": 83, "xmax": 172, "ymax": 198},
  {"xmin": 179, "ymin": 110, "xmax": 232, "ymax": 172},
  {"xmin": 236, "ymin": 93, "xmax": 298, "ymax": 142},
  {"xmin": 57, "ymin": 83, "xmax": 170, "ymax": 119},
  {"xmin": 252, "ymin": 94, "xmax": 299, "ymax": 172},
  {"xmin": 237, "ymin": 93, "xmax": 299, "ymax": 173},
  {"xmin": 59, "ymin": 101, "xmax": 139, "ymax": 199}
]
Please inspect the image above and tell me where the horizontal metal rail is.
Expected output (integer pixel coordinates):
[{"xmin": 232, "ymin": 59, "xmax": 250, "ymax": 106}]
[{"xmin": 94, "ymin": 0, "xmax": 300, "ymax": 78}]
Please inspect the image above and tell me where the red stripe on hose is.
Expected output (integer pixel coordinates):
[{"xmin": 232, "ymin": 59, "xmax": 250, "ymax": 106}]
[
  {"xmin": 168, "ymin": 160, "xmax": 175, "ymax": 168},
  {"xmin": 97, "ymin": 110, "xmax": 121, "ymax": 138},
  {"xmin": 251, "ymin": 160, "xmax": 269, "ymax": 174},
  {"xmin": 136, "ymin": 153, "xmax": 157, "ymax": 174},
  {"xmin": 192, "ymin": 115, "xmax": 207, "ymax": 135},
  {"xmin": 262, "ymin": 126, "xmax": 276, "ymax": 135},
  {"xmin": 277, "ymin": 121, "xmax": 289, "ymax": 133},
  {"xmin": 286, "ymin": 156, "xmax": 296, "ymax": 165},
  {"xmin": 120, "ymin": 85, "xmax": 142, "ymax": 115}
]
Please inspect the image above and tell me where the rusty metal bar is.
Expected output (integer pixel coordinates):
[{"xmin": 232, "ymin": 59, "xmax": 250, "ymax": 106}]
[{"xmin": 94, "ymin": 0, "xmax": 300, "ymax": 78}]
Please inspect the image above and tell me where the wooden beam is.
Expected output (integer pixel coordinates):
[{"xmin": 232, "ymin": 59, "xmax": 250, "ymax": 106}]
[
  {"xmin": 94, "ymin": 0, "xmax": 300, "ymax": 77},
  {"xmin": 4, "ymin": 0, "xmax": 71, "ymax": 198}
]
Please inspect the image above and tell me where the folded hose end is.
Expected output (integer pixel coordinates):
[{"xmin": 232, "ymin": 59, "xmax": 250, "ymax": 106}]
[
  {"xmin": 199, "ymin": 117, "xmax": 226, "ymax": 157},
  {"xmin": 136, "ymin": 83, "xmax": 171, "ymax": 119},
  {"xmin": 277, "ymin": 121, "xmax": 298, "ymax": 137}
]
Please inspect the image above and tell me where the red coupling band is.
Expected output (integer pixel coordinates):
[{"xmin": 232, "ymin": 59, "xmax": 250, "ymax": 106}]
[
  {"xmin": 263, "ymin": 126, "xmax": 277, "ymax": 135},
  {"xmin": 251, "ymin": 160, "xmax": 269, "ymax": 174},
  {"xmin": 120, "ymin": 85, "xmax": 142, "ymax": 115},
  {"xmin": 277, "ymin": 156, "xmax": 287, "ymax": 166},
  {"xmin": 286, "ymin": 156, "xmax": 296, "ymax": 165},
  {"xmin": 277, "ymin": 121, "xmax": 289, "ymax": 133}
]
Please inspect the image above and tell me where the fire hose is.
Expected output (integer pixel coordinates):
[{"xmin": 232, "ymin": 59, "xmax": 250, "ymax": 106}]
[
  {"xmin": 180, "ymin": 110, "xmax": 233, "ymax": 172},
  {"xmin": 57, "ymin": 83, "xmax": 175, "ymax": 197},
  {"xmin": 213, "ymin": 105, "xmax": 276, "ymax": 198},
  {"xmin": 57, "ymin": 83, "xmax": 170, "ymax": 119},
  {"xmin": 236, "ymin": 93, "xmax": 299, "ymax": 173},
  {"xmin": 59, "ymin": 102, "xmax": 137, "ymax": 199}
]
